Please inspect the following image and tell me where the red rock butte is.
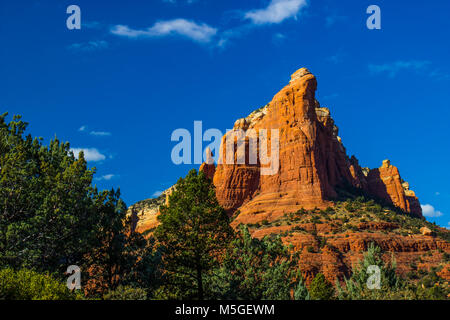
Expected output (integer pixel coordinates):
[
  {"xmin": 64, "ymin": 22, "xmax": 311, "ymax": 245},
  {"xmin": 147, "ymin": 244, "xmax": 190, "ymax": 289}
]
[
  {"xmin": 200, "ymin": 68, "xmax": 422, "ymax": 224},
  {"xmin": 129, "ymin": 68, "xmax": 449, "ymax": 285}
]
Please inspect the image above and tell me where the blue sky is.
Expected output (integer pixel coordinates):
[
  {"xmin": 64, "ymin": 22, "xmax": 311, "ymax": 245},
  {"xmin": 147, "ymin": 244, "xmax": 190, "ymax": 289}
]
[{"xmin": 1, "ymin": 0, "xmax": 449, "ymax": 228}]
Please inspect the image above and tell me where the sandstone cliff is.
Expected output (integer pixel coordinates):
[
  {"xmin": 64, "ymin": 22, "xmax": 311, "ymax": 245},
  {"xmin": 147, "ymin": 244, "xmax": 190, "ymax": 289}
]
[
  {"xmin": 127, "ymin": 187, "xmax": 173, "ymax": 233},
  {"xmin": 128, "ymin": 67, "xmax": 449, "ymax": 284},
  {"xmin": 208, "ymin": 68, "xmax": 422, "ymax": 222}
]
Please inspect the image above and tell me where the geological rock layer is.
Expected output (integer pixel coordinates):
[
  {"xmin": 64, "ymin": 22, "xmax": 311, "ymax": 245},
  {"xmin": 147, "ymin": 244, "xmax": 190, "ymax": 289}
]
[{"xmin": 206, "ymin": 68, "xmax": 422, "ymax": 223}]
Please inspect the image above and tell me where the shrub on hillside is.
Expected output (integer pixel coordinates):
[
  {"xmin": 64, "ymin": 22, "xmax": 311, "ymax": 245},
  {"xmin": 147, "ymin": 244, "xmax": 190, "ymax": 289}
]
[
  {"xmin": 0, "ymin": 268, "xmax": 79, "ymax": 300},
  {"xmin": 103, "ymin": 285, "xmax": 147, "ymax": 300},
  {"xmin": 309, "ymin": 273, "xmax": 334, "ymax": 300}
]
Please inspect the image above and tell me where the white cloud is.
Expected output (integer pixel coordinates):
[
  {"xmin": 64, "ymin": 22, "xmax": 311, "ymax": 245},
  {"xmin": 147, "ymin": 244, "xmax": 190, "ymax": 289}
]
[
  {"xmin": 68, "ymin": 40, "xmax": 108, "ymax": 52},
  {"xmin": 368, "ymin": 60, "xmax": 431, "ymax": 78},
  {"xmin": 272, "ymin": 32, "xmax": 286, "ymax": 44},
  {"xmin": 111, "ymin": 19, "xmax": 217, "ymax": 43},
  {"xmin": 421, "ymin": 204, "xmax": 444, "ymax": 218},
  {"xmin": 95, "ymin": 174, "xmax": 116, "ymax": 181},
  {"xmin": 216, "ymin": 24, "xmax": 254, "ymax": 49},
  {"xmin": 90, "ymin": 131, "xmax": 111, "ymax": 137},
  {"xmin": 83, "ymin": 21, "xmax": 102, "ymax": 29},
  {"xmin": 78, "ymin": 126, "xmax": 111, "ymax": 136},
  {"xmin": 245, "ymin": 0, "xmax": 307, "ymax": 24},
  {"xmin": 429, "ymin": 69, "xmax": 450, "ymax": 80},
  {"xmin": 152, "ymin": 191, "xmax": 163, "ymax": 197},
  {"xmin": 71, "ymin": 148, "xmax": 106, "ymax": 162}
]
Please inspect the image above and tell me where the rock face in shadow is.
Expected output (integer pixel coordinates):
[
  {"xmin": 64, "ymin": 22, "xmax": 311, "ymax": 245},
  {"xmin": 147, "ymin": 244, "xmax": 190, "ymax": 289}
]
[
  {"xmin": 367, "ymin": 160, "xmax": 422, "ymax": 218},
  {"xmin": 204, "ymin": 68, "xmax": 422, "ymax": 223}
]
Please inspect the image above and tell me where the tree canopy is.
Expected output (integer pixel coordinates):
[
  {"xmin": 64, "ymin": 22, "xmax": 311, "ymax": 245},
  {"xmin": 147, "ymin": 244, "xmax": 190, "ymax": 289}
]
[
  {"xmin": 155, "ymin": 169, "xmax": 234, "ymax": 299},
  {"xmin": 0, "ymin": 113, "xmax": 159, "ymax": 298}
]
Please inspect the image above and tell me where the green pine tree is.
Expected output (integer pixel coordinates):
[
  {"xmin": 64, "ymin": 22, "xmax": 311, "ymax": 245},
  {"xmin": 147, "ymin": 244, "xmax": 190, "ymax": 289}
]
[
  {"xmin": 0, "ymin": 113, "xmax": 96, "ymax": 272},
  {"xmin": 207, "ymin": 225, "xmax": 299, "ymax": 300},
  {"xmin": 155, "ymin": 169, "xmax": 233, "ymax": 300},
  {"xmin": 309, "ymin": 273, "xmax": 334, "ymax": 300},
  {"xmin": 336, "ymin": 243, "xmax": 402, "ymax": 300},
  {"xmin": 0, "ymin": 113, "xmax": 159, "ymax": 298},
  {"xmin": 294, "ymin": 276, "xmax": 310, "ymax": 300}
]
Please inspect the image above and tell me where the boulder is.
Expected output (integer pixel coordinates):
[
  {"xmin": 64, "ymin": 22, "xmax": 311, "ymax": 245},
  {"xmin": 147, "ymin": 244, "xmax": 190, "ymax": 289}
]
[{"xmin": 420, "ymin": 227, "xmax": 434, "ymax": 236}]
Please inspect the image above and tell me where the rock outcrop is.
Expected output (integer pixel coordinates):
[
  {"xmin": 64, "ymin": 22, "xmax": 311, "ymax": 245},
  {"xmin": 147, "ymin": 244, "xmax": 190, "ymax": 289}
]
[
  {"xmin": 130, "ymin": 67, "xmax": 449, "ymax": 285},
  {"xmin": 203, "ymin": 68, "xmax": 422, "ymax": 222},
  {"xmin": 420, "ymin": 227, "xmax": 434, "ymax": 236},
  {"xmin": 126, "ymin": 188, "xmax": 172, "ymax": 233},
  {"xmin": 199, "ymin": 148, "xmax": 216, "ymax": 180},
  {"xmin": 131, "ymin": 67, "xmax": 423, "ymax": 233},
  {"xmin": 367, "ymin": 160, "xmax": 422, "ymax": 218}
]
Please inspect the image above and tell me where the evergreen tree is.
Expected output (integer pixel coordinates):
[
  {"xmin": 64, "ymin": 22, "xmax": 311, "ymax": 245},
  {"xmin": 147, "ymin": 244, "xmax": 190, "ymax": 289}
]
[
  {"xmin": 309, "ymin": 273, "xmax": 334, "ymax": 300},
  {"xmin": 336, "ymin": 243, "xmax": 402, "ymax": 300},
  {"xmin": 294, "ymin": 277, "xmax": 310, "ymax": 300},
  {"xmin": 82, "ymin": 191, "xmax": 163, "ymax": 298},
  {"xmin": 82, "ymin": 189, "xmax": 128, "ymax": 296},
  {"xmin": 155, "ymin": 169, "xmax": 233, "ymax": 299},
  {"xmin": 120, "ymin": 233, "xmax": 163, "ymax": 299},
  {"xmin": 0, "ymin": 113, "xmax": 159, "ymax": 298},
  {"xmin": 207, "ymin": 225, "xmax": 299, "ymax": 300},
  {"xmin": 0, "ymin": 113, "xmax": 95, "ymax": 272},
  {"xmin": 103, "ymin": 285, "xmax": 147, "ymax": 300}
]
